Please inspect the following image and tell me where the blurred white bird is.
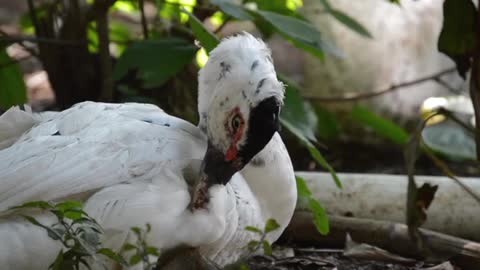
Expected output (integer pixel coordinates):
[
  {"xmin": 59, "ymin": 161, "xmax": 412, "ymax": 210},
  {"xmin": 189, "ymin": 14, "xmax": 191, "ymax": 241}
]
[{"xmin": 0, "ymin": 33, "xmax": 297, "ymax": 269}]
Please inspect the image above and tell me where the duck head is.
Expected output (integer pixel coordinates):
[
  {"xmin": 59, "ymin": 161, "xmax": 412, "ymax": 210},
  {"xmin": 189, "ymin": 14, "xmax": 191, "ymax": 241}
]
[{"xmin": 196, "ymin": 33, "xmax": 284, "ymax": 189}]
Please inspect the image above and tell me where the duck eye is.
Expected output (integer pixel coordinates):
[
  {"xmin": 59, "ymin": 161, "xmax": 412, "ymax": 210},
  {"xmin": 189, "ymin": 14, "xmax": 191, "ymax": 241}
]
[{"xmin": 231, "ymin": 115, "xmax": 242, "ymax": 133}]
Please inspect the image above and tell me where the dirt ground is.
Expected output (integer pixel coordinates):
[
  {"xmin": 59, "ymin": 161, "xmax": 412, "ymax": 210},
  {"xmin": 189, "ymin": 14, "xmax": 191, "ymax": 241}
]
[{"xmin": 247, "ymin": 245, "xmax": 452, "ymax": 270}]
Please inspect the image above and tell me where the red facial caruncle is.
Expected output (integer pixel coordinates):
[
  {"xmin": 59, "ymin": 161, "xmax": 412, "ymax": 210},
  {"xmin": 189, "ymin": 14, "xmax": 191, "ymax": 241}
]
[{"xmin": 225, "ymin": 107, "xmax": 245, "ymax": 163}]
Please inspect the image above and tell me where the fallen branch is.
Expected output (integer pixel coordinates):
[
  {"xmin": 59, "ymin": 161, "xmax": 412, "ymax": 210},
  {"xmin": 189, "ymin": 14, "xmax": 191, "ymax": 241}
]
[
  {"xmin": 303, "ymin": 68, "xmax": 457, "ymax": 102},
  {"xmin": 283, "ymin": 212, "xmax": 480, "ymax": 269}
]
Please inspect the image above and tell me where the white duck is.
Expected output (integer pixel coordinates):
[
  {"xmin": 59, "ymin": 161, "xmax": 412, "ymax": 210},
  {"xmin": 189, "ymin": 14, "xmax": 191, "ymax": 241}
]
[{"xmin": 0, "ymin": 33, "xmax": 297, "ymax": 269}]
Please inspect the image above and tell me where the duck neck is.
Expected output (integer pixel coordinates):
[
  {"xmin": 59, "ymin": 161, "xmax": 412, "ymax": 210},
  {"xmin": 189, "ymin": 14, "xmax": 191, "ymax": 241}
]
[{"xmin": 240, "ymin": 133, "xmax": 297, "ymax": 238}]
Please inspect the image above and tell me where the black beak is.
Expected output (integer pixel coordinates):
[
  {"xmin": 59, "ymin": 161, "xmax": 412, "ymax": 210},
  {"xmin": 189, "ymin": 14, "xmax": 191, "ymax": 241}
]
[{"xmin": 201, "ymin": 141, "xmax": 238, "ymax": 187}]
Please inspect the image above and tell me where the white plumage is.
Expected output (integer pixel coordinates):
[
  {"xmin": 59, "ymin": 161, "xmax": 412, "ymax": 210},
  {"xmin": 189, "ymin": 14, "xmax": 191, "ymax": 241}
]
[{"xmin": 0, "ymin": 33, "xmax": 297, "ymax": 269}]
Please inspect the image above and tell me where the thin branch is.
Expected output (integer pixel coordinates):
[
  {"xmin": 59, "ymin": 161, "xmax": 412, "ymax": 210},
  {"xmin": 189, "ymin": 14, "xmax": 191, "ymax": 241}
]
[
  {"xmin": 304, "ymin": 68, "xmax": 457, "ymax": 102},
  {"xmin": 139, "ymin": 0, "xmax": 149, "ymax": 39},
  {"xmin": 434, "ymin": 77, "xmax": 462, "ymax": 94}
]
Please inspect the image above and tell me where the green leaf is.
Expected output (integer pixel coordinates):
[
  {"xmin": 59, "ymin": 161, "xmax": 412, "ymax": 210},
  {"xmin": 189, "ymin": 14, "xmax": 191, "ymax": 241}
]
[
  {"xmin": 280, "ymin": 74, "xmax": 318, "ymax": 142},
  {"xmin": 23, "ymin": 215, "xmax": 65, "ymax": 242},
  {"xmin": 296, "ymin": 176, "xmax": 312, "ymax": 198},
  {"xmin": 146, "ymin": 246, "xmax": 160, "ymax": 256},
  {"xmin": 55, "ymin": 201, "xmax": 84, "ymax": 212},
  {"xmin": 239, "ymin": 263, "xmax": 251, "ymax": 270},
  {"xmin": 280, "ymin": 118, "xmax": 342, "ymax": 188},
  {"xmin": 308, "ymin": 198, "xmax": 329, "ymax": 235},
  {"xmin": 48, "ymin": 227, "xmax": 65, "ymax": 241},
  {"xmin": 129, "ymin": 254, "xmax": 142, "ymax": 265},
  {"xmin": 121, "ymin": 243, "xmax": 137, "ymax": 251},
  {"xmin": 49, "ymin": 250, "xmax": 64, "ymax": 270},
  {"xmin": 314, "ymin": 105, "xmax": 340, "ymax": 141},
  {"xmin": 247, "ymin": 240, "xmax": 259, "ymax": 251},
  {"xmin": 422, "ymin": 124, "xmax": 476, "ymax": 160},
  {"xmin": 438, "ymin": 0, "xmax": 477, "ymax": 78},
  {"xmin": 0, "ymin": 47, "xmax": 27, "ymax": 109},
  {"xmin": 264, "ymin": 218, "xmax": 280, "ymax": 233},
  {"xmin": 63, "ymin": 209, "xmax": 85, "ymax": 221},
  {"xmin": 181, "ymin": 9, "xmax": 220, "ymax": 53},
  {"xmin": 328, "ymin": 9, "xmax": 372, "ymax": 38},
  {"xmin": 113, "ymin": 38, "xmax": 196, "ymax": 88},
  {"xmin": 245, "ymin": 226, "xmax": 263, "ymax": 234},
  {"xmin": 10, "ymin": 200, "xmax": 53, "ymax": 210},
  {"xmin": 97, "ymin": 248, "xmax": 129, "ymax": 267},
  {"xmin": 251, "ymin": 10, "xmax": 343, "ymax": 59},
  {"xmin": 211, "ymin": 1, "xmax": 253, "ymax": 20},
  {"xmin": 351, "ymin": 106, "xmax": 409, "ymax": 145},
  {"xmin": 262, "ymin": 240, "xmax": 272, "ymax": 256},
  {"xmin": 131, "ymin": 227, "xmax": 142, "ymax": 238}
]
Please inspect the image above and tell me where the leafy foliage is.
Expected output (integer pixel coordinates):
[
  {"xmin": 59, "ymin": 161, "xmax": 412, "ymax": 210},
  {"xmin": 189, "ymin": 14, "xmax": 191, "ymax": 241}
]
[
  {"xmin": 122, "ymin": 224, "xmax": 160, "ymax": 269},
  {"xmin": 296, "ymin": 176, "xmax": 329, "ymax": 235},
  {"xmin": 350, "ymin": 106, "xmax": 409, "ymax": 145},
  {"xmin": 12, "ymin": 200, "xmax": 128, "ymax": 270},
  {"xmin": 438, "ymin": 0, "xmax": 477, "ymax": 78},
  {"xmin": 245, "ymin": 218, "xmax": 281, "ymax": 256},
  {"xmin": 0, "ymin": 47, "xmax": 27, "ymax": 110},
  {"xmin": 113, "ymin": 38, "xmax": 197, "ymax": 89}
]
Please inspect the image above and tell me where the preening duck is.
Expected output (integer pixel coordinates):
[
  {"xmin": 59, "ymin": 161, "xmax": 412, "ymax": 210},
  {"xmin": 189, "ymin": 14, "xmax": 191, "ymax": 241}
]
[{"xmin": 0, "ymin": 33, "xmax": 297, "ymax": 269}]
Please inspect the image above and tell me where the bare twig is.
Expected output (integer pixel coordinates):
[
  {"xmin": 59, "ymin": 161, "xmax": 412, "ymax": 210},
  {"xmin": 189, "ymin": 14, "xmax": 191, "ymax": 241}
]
[
  {"xmin": 304, "ymin": 68, "xmax": 457, "ymax": 102},
  {"xmin": 433, "ymin": 77, "xmax": 462, "ymax": 94},
  {"xmin": 139, "ymin": 0, "xmax": 149, "ymax": 39}
]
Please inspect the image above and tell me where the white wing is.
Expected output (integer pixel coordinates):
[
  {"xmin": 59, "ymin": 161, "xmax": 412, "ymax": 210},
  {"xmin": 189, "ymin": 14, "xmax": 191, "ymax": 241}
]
[{"xmin": 0, "ymin": 101, "xmax": 207, "ymax": 212}]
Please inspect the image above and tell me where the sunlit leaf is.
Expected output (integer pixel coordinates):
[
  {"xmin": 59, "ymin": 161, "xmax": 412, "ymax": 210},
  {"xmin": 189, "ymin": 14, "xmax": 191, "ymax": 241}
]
[
  {"xmin": 264, "ymin": 218, "xmax": 280, "ymax": 233},
  {"xmin": 0, "ymin": 47, "xmax": 27, "ymax": 109},
  {"xmin": 55, "ymin": 201, "xmax": 84, "ymax": 212},
  {"xmin": 351, "ymin": 106, "xmax": 409, "ymax": 145},
  {"xmin": 308, "ymin": 198, "xmax": 329, "ymax": 235},
  {"xmin": 113, "ymin": 38, "xmax": 196, "ymax": 88},
  {"xmin": 296, "ymin": 176, "xmax": 312, "ymax": 198},
  {"xmin": 10, "ymin": 201, "xmax": 53, "ymax": 210}
]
